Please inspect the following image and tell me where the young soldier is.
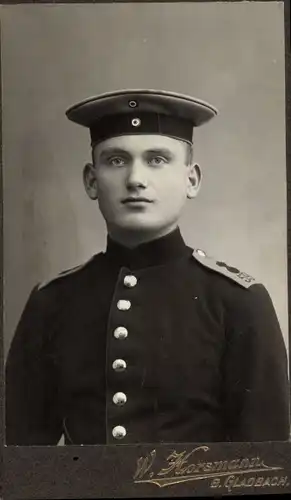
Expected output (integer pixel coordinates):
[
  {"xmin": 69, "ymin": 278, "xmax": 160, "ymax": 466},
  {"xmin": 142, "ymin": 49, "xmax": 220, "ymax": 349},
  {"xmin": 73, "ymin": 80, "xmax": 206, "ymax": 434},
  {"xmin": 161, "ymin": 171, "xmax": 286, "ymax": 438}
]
[{"xmin": 5, "ymin": 89, "xmax": 290, "ymax": 445}]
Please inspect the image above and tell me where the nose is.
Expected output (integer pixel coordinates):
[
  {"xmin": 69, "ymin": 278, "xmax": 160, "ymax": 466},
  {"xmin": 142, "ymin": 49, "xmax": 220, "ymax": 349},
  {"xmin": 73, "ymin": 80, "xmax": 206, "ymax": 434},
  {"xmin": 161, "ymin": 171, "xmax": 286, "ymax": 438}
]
[{"xmin": 126, "ymin": 160, "xmax": 148, "ymax": 189}]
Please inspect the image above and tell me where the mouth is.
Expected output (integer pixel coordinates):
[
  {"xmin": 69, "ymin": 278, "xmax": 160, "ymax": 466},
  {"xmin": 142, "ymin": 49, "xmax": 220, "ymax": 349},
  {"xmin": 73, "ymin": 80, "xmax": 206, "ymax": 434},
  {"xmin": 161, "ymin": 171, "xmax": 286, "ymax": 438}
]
[{"xmin": 122, "ymin": 197, "xmax": 153, "ymax": 204}]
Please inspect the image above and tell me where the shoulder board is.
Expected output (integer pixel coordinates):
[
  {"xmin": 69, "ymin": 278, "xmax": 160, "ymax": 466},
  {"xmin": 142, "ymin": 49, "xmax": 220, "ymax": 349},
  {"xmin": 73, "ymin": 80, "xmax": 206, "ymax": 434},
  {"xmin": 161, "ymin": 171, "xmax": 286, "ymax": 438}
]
[
  {"xmin": 37, "ymin": 256, "xmax": 95, "ymax": 291},
  {"xmin": 192, "ymin": 248, "xmax": 258, "ymax": 289}
]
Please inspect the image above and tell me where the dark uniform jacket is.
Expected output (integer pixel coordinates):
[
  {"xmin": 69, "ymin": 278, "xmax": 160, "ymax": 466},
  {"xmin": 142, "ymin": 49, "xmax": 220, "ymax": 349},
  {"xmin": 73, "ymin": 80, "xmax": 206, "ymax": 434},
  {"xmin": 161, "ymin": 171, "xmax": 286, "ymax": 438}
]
[{"xmin": 5, "ymin": 228, "xmax": 290, "ymax": 445}]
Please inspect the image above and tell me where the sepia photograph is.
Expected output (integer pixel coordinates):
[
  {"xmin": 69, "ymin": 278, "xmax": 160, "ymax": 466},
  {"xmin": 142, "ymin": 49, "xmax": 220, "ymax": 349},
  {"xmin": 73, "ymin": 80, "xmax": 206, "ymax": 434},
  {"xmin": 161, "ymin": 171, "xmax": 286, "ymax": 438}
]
[{"xmin": 1, "ymin": 0, "xmax": 291, "ymax": 497}]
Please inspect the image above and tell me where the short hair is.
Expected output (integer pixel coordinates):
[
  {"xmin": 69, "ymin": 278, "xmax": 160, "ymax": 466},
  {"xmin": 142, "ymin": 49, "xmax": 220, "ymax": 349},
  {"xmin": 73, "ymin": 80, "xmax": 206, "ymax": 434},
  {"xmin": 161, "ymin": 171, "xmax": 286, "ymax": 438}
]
[{"xmin": 185, "ymin": 143, "xmax": 194, "ymax": 165}]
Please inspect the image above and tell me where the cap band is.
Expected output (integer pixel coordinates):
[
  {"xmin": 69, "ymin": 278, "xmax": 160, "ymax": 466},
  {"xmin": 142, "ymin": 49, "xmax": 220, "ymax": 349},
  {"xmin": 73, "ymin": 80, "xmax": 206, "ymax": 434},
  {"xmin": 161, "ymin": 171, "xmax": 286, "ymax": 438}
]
[{"xmin": 90, "ymin": 112, "xmax": 193, "ymax": 145}]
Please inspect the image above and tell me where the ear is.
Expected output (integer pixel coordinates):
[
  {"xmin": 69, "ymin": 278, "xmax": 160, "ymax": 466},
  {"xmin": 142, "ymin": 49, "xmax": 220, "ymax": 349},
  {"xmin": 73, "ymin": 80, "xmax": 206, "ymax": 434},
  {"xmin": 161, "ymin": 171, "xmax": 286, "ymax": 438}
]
[
  {"xmin": 187, "ymin": 163, "xmax": 202, "ymax": 199},
  {"xmin": 83, "ymin": 163, "xmax": 98, "ymax": 200}
]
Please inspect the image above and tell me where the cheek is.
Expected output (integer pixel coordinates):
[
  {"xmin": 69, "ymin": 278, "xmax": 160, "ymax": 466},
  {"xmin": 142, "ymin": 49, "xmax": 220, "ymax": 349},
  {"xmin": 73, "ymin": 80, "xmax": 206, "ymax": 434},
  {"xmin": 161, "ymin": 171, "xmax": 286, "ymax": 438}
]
[
  {"xmin": 95, "ymin": 173, "xmax": 120, "ymax": 199},
  {"xmin": 158, "ymin": 172, "xmax": 188, "ymax": 200}
]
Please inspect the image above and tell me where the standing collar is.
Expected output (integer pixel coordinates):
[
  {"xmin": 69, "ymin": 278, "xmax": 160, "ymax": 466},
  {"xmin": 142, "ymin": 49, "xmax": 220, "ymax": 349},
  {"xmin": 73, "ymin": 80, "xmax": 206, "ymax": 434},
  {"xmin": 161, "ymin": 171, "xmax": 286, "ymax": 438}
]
[{"xmin": 105, "ymin": 227, "xmax": 191, "ymax": 270}]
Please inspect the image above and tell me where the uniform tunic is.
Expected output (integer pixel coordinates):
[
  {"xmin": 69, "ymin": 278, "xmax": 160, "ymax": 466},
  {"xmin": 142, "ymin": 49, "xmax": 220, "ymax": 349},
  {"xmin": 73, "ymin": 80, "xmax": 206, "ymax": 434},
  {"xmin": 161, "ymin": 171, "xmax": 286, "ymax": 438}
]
[{"xmin": 5, "ymin": 229, "xmax": 290, "ymax": 445}]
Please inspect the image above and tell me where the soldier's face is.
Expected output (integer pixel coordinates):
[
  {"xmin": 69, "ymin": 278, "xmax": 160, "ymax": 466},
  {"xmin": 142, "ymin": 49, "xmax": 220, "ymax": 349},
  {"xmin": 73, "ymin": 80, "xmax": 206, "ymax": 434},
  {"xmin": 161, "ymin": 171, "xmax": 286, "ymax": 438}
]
[{"xmin": 84, "ymin": 134, "xmax": 201, "ymax": 237}]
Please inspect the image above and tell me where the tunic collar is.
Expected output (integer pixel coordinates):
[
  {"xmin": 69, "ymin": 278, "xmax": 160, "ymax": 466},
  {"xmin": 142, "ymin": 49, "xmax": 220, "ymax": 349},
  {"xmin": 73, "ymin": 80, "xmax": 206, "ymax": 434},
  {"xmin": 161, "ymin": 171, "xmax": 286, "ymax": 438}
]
[{"xmin": 105, "ymin": 227, "xmax": 190, "ymax": 270}]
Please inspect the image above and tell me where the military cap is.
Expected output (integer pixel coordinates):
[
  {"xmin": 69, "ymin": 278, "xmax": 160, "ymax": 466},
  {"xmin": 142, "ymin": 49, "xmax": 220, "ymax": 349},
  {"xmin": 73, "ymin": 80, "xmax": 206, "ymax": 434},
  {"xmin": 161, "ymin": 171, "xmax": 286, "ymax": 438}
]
[{"xmin": 66, "ymin": 89, "xmax": 218, "ymax": 145}]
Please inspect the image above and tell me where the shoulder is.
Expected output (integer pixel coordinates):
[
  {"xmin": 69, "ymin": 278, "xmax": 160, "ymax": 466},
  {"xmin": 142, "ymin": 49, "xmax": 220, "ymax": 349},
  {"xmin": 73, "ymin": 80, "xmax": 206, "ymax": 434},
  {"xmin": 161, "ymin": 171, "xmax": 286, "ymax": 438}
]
[
  {"xmin": 37, "ymin": 253, "xmax": 103, "ymax": 292},
  {"xmin": 191, "ymin": 248, "xmax": 282, "ymax": 332},
  {"xmin": 191, "ymin": 247, "xmax": 281, "ymax": 330},
  {"xmin": 191, "ymin": 248, "xmax": 259, "ymax": 289},
  {"xmin": 12, "ymin": 253, "xmax": 105, "ymax": 336}
]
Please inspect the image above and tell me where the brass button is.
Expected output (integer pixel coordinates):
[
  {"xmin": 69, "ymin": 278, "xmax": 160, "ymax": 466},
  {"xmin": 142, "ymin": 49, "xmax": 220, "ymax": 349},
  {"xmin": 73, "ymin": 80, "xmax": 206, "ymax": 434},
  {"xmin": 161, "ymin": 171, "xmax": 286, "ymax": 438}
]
[
  {"xmin": 113, "ymin": 326, "xmax": 128, "ymax": 339},
  {"xmin": 112, "ymin": 359, "xmax": 127, "ymax": 372},
  {"xmin": 113, "ymin": 392, "xmax": 127, "ymax": 406},
  {"xmin": 117, "ymin": 300, "xmax": 131, "ymax": 311},
  {"xmin": 112, "ymin": 425, "xmax": 126, "ymax": 439},
  {"xmin": 124, "ymin": 275, "xmax": 137, "ymax": 288}
]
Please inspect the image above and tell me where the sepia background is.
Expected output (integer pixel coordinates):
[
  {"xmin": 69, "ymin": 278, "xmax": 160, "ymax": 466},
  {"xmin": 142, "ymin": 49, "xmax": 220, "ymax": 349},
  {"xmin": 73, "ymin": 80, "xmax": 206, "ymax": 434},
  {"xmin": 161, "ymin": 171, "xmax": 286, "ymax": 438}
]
[{"xmin": 1, "ymin": 2, "xmax": 288, "ymax": 357}]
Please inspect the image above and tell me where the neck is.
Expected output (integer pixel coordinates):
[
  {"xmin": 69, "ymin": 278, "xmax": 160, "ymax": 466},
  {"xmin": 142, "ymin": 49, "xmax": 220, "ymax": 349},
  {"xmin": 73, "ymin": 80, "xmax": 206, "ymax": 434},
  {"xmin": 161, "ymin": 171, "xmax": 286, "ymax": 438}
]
[{"xmin": 107, "ymin": 223, "xmax": 179, "ymax": 249}]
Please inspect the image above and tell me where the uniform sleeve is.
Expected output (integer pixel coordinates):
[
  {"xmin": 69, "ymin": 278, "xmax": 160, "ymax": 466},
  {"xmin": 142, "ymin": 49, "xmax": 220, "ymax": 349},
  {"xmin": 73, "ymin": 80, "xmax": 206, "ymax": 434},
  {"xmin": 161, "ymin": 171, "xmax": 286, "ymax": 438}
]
[
  {"xmin": 222, "ymin": 283, "xmax": 290, "ymax": 442},
  {"xmin": 5, "ymin": 286, "xmax": 63, "ymax": 445}
]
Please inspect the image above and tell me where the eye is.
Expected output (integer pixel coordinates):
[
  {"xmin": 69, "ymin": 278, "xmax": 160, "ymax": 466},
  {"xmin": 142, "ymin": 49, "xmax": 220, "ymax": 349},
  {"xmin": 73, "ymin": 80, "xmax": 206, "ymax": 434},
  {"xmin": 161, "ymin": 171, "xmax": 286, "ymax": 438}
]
[
  {"xmin": 107, "ymin": 156, "xmax": 126, "ymax": 167},
  {"xmin": 148, "ymin": 156, "xmax": 168, "ymax": 166}
]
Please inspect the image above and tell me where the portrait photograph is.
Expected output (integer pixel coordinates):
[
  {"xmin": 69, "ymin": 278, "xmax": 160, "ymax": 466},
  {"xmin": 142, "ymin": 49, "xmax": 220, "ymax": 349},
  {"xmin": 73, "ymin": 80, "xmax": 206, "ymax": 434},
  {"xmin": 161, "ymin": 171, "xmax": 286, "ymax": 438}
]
[{"xmin": 1, "ymin": 0, "xmax": 291, "ymax": 498}]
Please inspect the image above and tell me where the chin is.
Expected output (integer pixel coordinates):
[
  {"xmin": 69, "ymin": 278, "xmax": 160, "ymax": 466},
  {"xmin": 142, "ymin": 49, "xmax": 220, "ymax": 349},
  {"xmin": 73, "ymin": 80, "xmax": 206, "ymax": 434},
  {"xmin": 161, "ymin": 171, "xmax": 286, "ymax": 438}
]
[
  {"xmin": 113, "ymin": 216, "xmax": 176, "ymax": 235},
  {"xmin": 116, "ymin": 222, "xmax": 155, "ymax": 233},
  {"xmin": 112, "ymin": 215, "xmax": 161, "ymax": 232}
]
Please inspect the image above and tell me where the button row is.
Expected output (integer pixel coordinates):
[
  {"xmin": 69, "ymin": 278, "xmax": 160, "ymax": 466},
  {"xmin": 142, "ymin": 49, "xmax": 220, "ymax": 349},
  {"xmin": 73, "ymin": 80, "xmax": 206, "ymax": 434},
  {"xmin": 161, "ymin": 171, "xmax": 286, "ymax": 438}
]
[{"xmin": 111, "ymin": 275, "xmax": 137, "ymax": 440}]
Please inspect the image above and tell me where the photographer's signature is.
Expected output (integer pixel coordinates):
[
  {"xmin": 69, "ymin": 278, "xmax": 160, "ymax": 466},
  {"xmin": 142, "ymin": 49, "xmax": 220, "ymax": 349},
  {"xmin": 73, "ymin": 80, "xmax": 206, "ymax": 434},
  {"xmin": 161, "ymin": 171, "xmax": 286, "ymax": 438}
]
[{"xmin": 133, "ymin": 446, "xmax": 289, "ymax": 491}]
